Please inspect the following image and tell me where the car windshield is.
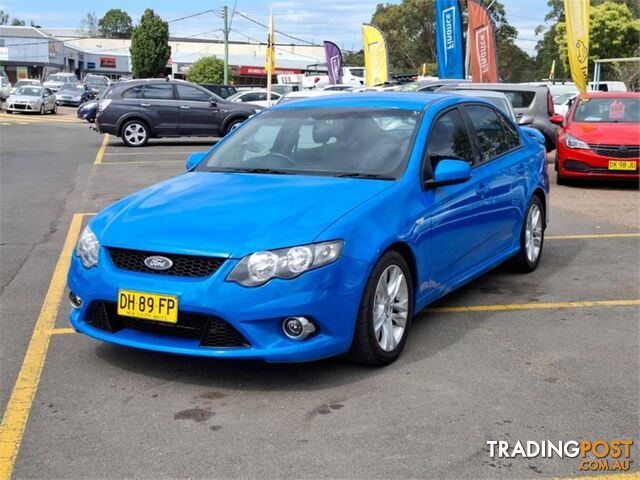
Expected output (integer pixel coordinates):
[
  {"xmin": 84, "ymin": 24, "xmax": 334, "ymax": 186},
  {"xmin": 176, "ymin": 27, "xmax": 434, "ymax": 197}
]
[
  {"xmin": 85, "ymin": 77, "xmax": 107, "ymax": 85},
  {"xmin": 59, "ymin": 83, "xmax": 83, "ymax": 92},
  {"xmin": 572, "ymin": 97, "xmax": 639, "ymax": 123},
  {"xmin": 16, "ymin": 86, "xmax": 42, "ymax": 96},
  {"xmin": 16, "ymin": 80, "xmax": 39, "ymax": 87},
  {"xmin": 553, "ymin": 92, "xmax": 577, "ymax": 104},
  {"xmin": 198, "ymin": 108, "xmax": 420, "ymax": 179},
  {"xmin": 349, "ymin": 68, "xmax": 364, "ymax": 78},
  {"xmin": 46, "ymin": 75, "xmax": 69, "ymax": 82}
]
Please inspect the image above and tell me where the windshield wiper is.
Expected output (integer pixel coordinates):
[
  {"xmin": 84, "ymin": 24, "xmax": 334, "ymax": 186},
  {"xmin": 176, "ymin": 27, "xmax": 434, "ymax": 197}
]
[
  {"xmin": 209, "ymin": 167, "xmax": 295, "ymax": 175},
  {"xmin": 334, "ymin": 172, "xmax": 396, "ymax": 180}
]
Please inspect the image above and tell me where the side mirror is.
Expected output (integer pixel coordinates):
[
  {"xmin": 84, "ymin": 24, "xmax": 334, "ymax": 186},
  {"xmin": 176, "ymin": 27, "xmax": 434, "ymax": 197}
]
[
  {"xmin": 521, "ymin": 127, "xmax": 545, "ymax": 146},
  {"xmin": 209, "ymin": 98, "xmax": 218, "ymax": 107},
  {"xmin": 517, "ymin": 114, "xmax": 535, "ymax": 126},
  {"xmin": 550, "ymin": 113, "xmax": 564, "ymax": 125},
  {"xmin": 185, "ymin": 151, "xmax": 207, "ymax": 171},
  {"xmin": 425, "ymin": 159, "xmax": 472, "ymax": 189}
]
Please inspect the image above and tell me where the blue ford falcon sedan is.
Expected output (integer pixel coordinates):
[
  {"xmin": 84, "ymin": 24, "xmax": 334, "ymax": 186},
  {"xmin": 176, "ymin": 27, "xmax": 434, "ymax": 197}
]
[{"xmin": 68, "ymin": 93, "xmax": 549, "ymax": 366}]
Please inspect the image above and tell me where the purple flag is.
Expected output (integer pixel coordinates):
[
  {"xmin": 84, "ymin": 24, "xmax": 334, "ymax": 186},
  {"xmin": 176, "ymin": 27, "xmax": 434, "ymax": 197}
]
[{"xmin": 323, "ymin": 41, "xmax": 343, "ymax": 85}]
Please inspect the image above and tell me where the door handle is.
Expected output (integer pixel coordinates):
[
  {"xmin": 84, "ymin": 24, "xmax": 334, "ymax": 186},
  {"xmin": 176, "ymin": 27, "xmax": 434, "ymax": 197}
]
[
  {"xmin": 180, "ymin": 105, "xmax": 190, "ymax": 109},
  {"xmin": 140, "ymin": 103, "xmax": 151, "ymax": 107}
]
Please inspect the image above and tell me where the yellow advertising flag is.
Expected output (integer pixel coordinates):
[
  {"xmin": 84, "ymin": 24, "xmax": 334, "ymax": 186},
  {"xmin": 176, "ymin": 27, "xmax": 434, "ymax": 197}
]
[
  {"xmin": 564, "ymin": 0, "xmax": 589, "ymax": 93},
  {"xmin": 362, "ymin": 24, "xmax": 388, "ymax": 86},
  {"xmin": 265, "ymin": 12, "xmax": 275, "ymax": 75}
]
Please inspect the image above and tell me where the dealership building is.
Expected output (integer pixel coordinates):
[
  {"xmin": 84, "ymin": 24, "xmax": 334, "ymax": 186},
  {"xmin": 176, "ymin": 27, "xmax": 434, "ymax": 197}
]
[{"xmin": 0, "ymin": 25, "xmax": 324, "ymax": 84}]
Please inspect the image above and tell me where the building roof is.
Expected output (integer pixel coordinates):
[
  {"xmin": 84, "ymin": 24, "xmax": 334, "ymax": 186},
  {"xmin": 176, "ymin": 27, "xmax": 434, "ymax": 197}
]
[{"xmin": 0, "ymin": 25, "xmax": 52, "ymax": 39}]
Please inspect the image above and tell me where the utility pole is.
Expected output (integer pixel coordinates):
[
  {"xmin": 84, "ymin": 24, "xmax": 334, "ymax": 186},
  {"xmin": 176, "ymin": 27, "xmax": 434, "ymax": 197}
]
[{"xmin": 223, "ymin": 5, "xmax": 229, "ymax": 84}]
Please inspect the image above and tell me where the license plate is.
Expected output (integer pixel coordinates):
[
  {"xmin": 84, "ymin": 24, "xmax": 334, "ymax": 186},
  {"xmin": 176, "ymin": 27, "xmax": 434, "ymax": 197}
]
[
  {"xmin": 608, "ymin": 160, "xmax": 637, "ymax": 171},
  {"xmin": 117, "ymin": 289, "xmax": 178, "ymax": 323}
]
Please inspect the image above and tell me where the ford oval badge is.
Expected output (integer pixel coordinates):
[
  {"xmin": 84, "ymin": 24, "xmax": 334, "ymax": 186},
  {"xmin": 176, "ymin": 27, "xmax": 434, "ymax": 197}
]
[{"xmin": 144, "ymin": 256, "xmax": 173, "ymax": 271}]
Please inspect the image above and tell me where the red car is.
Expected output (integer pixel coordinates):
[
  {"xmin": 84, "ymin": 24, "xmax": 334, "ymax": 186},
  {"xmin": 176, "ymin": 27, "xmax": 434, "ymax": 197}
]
[{"xmin": 553, "ymin": 92, "xmax": 639, "ymax": 184}]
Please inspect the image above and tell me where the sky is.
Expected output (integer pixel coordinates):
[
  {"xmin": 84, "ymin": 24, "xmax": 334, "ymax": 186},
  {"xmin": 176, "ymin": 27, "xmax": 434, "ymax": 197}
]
[{"xmin": 0, "ymin": 0, "xmax": 551, "ymax": 55}]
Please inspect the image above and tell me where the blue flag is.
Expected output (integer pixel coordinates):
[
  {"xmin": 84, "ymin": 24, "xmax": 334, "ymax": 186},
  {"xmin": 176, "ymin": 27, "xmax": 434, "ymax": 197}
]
[{"xmin": 435, "ymin": 0, "xmax": 464, "ymax": 79}]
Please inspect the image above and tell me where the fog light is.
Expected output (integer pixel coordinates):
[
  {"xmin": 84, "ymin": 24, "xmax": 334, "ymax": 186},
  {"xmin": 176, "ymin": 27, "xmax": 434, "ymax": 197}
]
[
  {"xmin": 282, "ymin": 316, "xmax": 316, "ymax": 340},
  {"xmin": 69, "ymin": 291, "xmax": 83, "ymax": 308}
]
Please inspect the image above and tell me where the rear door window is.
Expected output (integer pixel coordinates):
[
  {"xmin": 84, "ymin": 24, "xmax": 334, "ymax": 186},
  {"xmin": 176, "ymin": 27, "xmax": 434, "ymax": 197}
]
[
  {"xmin": 122, "ymin": 86, "xmax": 142, "ymax": 98},
  {"xmin": 502, "ymin": 91, "xmax": 535, "ymax": 108},
  {"xmin": 142, "ymin": 84, "xmax": 174, "ymax": 100}
]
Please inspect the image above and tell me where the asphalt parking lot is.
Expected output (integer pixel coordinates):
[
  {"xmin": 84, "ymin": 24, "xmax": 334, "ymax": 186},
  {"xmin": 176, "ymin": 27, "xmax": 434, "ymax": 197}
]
[{"xmin": 0, "ymin": 108, "xmax": 638, "ymax": 479}]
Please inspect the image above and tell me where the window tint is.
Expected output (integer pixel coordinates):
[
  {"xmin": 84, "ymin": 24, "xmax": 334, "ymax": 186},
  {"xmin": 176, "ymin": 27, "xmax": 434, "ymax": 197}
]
[
  {"xmin": 242, "ymin": 92, "xmax": 259, "ymax": 102},
  {"xmin": 176, "ymin": 84, "xmax": 210, "ymax": 102},
  {"xmin": 122, "ymin": 86, "xmax": 143, "ymax": 99},
  {"xmin": 465, "ymin": 105, "xmax": 520, "ymax": 162},
  {"xmin": 427, "ymin": 109, "xmax": 474, "ymax": 172},
  {"xmin": 142, "ymin": 84, "xmax": 174, "ymax": 100},
  {"xmin": 502, "ymin": 90, "xmax": 535, "ymax": 108}
]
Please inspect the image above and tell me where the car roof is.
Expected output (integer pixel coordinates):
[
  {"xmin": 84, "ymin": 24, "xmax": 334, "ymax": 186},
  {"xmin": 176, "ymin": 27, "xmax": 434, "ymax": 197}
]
[
  {"xmin": 272, "ymin": 92, "xmax": 451, "ymax": 110},
  {"xmin": 447, "ymin": 89, "xmax": 509, "ymax": 99},
  {"xmin": 463, "ymin": 83, "xmax": 548, "ymax": 92},
  {"xmin": 578, "ymin": 91, "xmax": 639, "ymax": 99}
]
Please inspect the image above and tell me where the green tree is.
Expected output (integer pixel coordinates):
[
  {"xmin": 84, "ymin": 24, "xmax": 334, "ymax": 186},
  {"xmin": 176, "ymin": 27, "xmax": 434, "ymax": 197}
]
[
  {"xmin": 99, "ymin": 9, "xmax": 133, "ymax": 38},
  {"xmin": 130, "ymin": 9, "xmax": 171, "ymax": 79},
  {"xmin": 79, "ymin": 12, "xmax": 99, "ymax": 37},
  {"xmin": 555, "ymin": 1, "xmax": 640, "ymax": 81},
  {"xmin": 343, "ymin": 49, "xmax": 364, "ymax": 66},
  {"xmin": 10, "ymin": 17, "xmax": 25, "ymax": 26},
  {"xmin": 186, "ymin": 56, "xmax": 231, "ymax": 84},
  {"xmin": 0, "ymin": 11, "xmax": 9, "ymax": 25}
]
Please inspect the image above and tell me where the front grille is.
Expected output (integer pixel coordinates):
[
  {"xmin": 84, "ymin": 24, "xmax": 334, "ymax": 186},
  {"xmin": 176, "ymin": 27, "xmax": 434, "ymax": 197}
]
[
  {"xmin": 86, "ymin": 301, "xmax": 250, "ymax": 347},
  {"xmin": 109, "ymin": 248, "xmax": 225, "ymax": 277},
  {"xmin": 590, "ymin": 144, "xmax": 640, "ymax": 159}
]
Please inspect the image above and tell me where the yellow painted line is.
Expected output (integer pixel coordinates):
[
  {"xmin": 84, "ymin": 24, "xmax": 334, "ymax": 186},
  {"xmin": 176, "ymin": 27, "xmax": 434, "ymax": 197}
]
[
  {"xmin": 104, "ymin": 151, "xmax": 196, "ymax": 156},
  {"xmin": 547, "ymin": 233, "xmax": 640, "ymax": 240},
  {"xmin": 100, "ymin": 160, "xmax": 183, "ymax": 165},
  {"xmin": 93, "ymin": 134, "xmax": 110, "ymax": 165},
  {"xmin": 49, "ymin": 327, "xmax": 76, "ymax": 335},
  {"xmin": 0, "ymin": 213, "xmax": 86, "ymax": 480},
  {"xmin": 427, "ymin": 299, "xmax": 640, "ymax": 313},
  {"xmin": 0, "ymin": 114, "xmax": 81, "ymax": 124}
]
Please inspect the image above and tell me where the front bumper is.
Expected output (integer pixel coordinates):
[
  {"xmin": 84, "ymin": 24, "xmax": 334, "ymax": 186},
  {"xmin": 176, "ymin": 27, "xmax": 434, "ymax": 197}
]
[
  {"xmin": 57, "ymin": 98, "xmax": 82, "ymax": 106},
  {"xmin": 6, "ymin": 103, "xmax": 39, "ymax": 112},
  {"xmin": 67, "ymin": 248, "xmax": 370, "ymax": 363},
  {"xmin": 557, "ymin": 144, "xmax": 639, "ymax": 180}
]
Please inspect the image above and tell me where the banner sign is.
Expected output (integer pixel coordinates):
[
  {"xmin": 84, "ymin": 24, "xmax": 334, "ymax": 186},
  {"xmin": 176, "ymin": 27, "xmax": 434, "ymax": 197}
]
[
  {"xmin": 100, "ymin": 57, "xmax": 117, "ymax": 68},
  {"xmin": 468, "ymin": 0, "xmax": 499, "ymax": 83},
  {"xmin": 362, "ymin": 24, "xmax": 388, "ymax": 86},
  {"xmin": 564, "ymin": 0, "xmax": 589, "ymax": 93},
  {"xmin": 435, "ymin": 0, "xmax": 465, "ymax": 79},
  {"xmin": 323, "ymin": 41, "xmax": 343, "ymax": 85}
]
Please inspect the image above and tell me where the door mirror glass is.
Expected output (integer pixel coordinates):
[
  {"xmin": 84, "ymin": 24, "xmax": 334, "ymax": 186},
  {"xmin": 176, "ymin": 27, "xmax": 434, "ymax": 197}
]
[
  {"xmin": 185, "ymin": 152, "xmax": 207, "ymax": 171},
  {"xmin": 517, "ymin": 114, "xmax": 535, "ymax": 126},
  {"xmin": 209, "ymin": 98, "xmax": 217, "ymax": 107},
  {"xmin": 550, "ymin": 113, "xmax": 564, "ymax": 125},
  {"xmin": 426, "ymin": 159, "xmax": 472, "ymax": 188}
]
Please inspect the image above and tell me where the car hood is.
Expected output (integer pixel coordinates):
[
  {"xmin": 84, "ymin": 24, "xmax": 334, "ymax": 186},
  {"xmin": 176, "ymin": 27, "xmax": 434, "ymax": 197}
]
[
  {"xmin": 8, "ymin": 95, "xmax": 39, "ymax": 102},
  {"xmin": 568, "ymin": 122, "xmax": 639, "ymax": 145},
  {"xmin": 94, "ymin": 172, "xmax": 393, "ymax": 258}
]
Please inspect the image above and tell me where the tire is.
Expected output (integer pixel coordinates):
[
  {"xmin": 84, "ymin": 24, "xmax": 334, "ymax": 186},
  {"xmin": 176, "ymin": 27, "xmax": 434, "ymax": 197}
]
[
  {"xmin": 39, "ymin": 104, "xmax": 45, "ymax": 115},
  {"xmin": 120, "ymin": 120, "xmax": 150, "ymax": 147},
  {"xmin": 556, "ymin": 170, "xmax": 568, "ymax": 186},
  {"xmin": 225, "ymin": 117, "xmax": 245, "ymax": 135},
  {"xmin": 348, "ymin": 251, "xmax": 414, "ymax": 366},
  {"xmin": 508, "ymin": 196, "xmax": 545, "ymax": 273},
  {"xmin": 51, "ymin": 103, "xmax": 57, "ymax": 114}
]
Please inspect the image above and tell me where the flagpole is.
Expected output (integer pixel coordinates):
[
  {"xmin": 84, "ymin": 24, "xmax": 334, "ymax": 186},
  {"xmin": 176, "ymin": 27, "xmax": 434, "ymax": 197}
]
[{"xmin": 266, "ymin": 10, "xmax": 273, "ymax": 106}]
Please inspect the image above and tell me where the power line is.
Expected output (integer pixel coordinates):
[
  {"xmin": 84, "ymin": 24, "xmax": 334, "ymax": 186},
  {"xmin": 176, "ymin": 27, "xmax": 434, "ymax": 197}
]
[
  {"xmin": 230, "ymin": 11, "xmax": 320, "ymax": 46},
  {"xmin": 228, "ymin": 27, "xmax": 323, "ymax": 61},
  {"xmin": 168, "ymin": 9, "xmax": 217, "ymax": 23}
]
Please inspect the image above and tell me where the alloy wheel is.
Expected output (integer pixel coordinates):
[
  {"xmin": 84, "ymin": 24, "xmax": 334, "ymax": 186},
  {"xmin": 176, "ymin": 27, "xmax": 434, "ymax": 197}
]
[
  {"xmin": 525, "ymin": 204, "xmax": 543, "ymax": 263},
  {"xmin": 373, "ymin": 265, "xmax": 409, "ymax": 352},
  {"xmin": 123, "ymin": 123, "xmax": 147, "ymax": 146}
]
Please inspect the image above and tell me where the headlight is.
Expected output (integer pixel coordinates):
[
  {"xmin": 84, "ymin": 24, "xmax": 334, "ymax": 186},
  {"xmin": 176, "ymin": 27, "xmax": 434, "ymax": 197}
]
[
  {"xmin": 227, "ymin": 240, "xmax": 343, "ymax": 287},
  {"xmin": 76, "ymin": 226, "xmax": 99, "ymax": 268},
  {"xmin": 565, "ymin": 133, "xmax": 589, "ymax": 150},
  {"xmin": 98, "ymin": 99, "xmax": 111, "ymax": 111}
]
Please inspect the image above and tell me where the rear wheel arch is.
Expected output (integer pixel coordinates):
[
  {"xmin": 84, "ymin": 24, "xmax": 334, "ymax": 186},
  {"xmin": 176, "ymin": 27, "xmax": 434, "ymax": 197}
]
[{"xmin": 117, "ymin": 115, "xmax": 153, "ymax": 137}]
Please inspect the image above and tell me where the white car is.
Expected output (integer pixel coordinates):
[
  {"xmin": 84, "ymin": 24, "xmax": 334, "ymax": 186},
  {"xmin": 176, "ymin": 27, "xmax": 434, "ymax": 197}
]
[
  {"xmin": 6, "ymin": 85, "xmax": 57, "ymax": 114},
  {"xmin": 275, "ymin": 89, "xmax": 346, "ymax": 105},
  {"xmin": 553, "ymin": 92, "xmax": 578, "ymax": 116},
  {"xmin": 0, "ymin": 76, "xmax": 11, "ymax": 100},
  {"xmin": 43, "ymin": 73, "xmax": 78, "ymax": 92},
  {"xmin": 321, "ymin": 84, "xmax": 355, "ymax": 92},
  {"xmin": 9, "ymin": 79, "xmax": 41, "ymax": 96},
  {"xmin": 226, "ymin": 90, "xmax": 282, "ymax": 108}
]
